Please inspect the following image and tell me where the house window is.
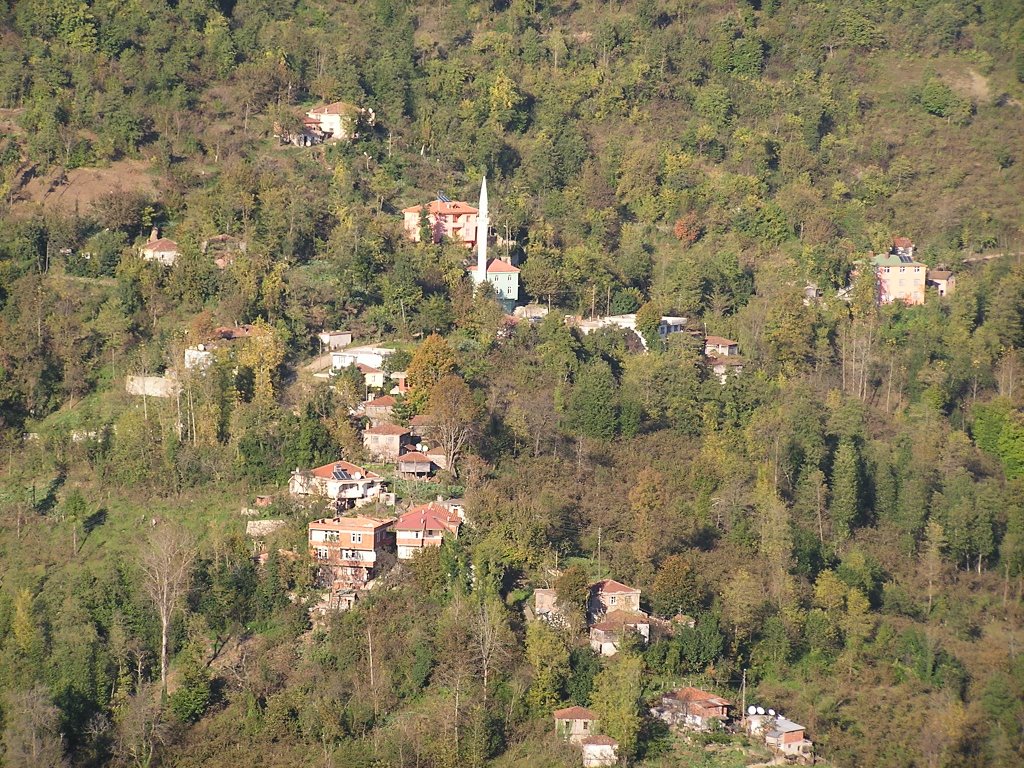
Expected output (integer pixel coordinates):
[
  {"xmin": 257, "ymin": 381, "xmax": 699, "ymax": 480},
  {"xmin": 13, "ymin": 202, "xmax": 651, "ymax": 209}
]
[
  {"xmin": 610, "ymin": 596, "xmax": 618, "ymax": 606},
  {"xmin": 342, "ymin": 549, "xmax": 358, "ymax": 560},
  {"xmin": 351, "ymin": 532, "xmax": 363, "ymax": 544},
  {"xmin": 582, "ymin": 720, "xmax": 590, "ymax": 731},
  {"xmin": 326, "ymin": 532, "xmax": 339, "ymax": 542},
  {"xmin": 315, "ymin": 547, "xmax": 329, "ymax": 560}
]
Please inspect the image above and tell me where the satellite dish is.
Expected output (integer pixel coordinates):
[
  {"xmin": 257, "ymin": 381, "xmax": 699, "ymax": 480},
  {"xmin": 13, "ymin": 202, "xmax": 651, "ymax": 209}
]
[
  {"xmin": 352, "ymin": 472, "xmax": 362, "ymax": 480},
  {"xmin": 756, "ymin": 707, "xmax": 765, "ymax": 715},
  {"xmin": 416, "ymin": 443, "xmax": 424, "ymax": 451},
  {"xmin": 768, "ymin": 709, "xmax": 776, "ymax": 716},
  {"xmin": 747, "ymin": 706, "xmax": 756, "ymax": 715}
]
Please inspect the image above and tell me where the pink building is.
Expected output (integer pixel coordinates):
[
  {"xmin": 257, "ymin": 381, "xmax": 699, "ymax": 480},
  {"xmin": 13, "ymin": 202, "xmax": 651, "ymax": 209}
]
[{"xmin": 402, "ymin": 199, "xmax": 479, "ymax": 246}]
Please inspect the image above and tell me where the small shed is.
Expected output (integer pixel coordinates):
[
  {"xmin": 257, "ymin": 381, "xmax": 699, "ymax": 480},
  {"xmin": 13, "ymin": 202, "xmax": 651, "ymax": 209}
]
[
  {"xmin": 397, "ymin": 451, "xmax": 435, "ymax": 478},
  {"xmin": 581, "ymin": 735, "xmax": 618, "ymax": 767}
]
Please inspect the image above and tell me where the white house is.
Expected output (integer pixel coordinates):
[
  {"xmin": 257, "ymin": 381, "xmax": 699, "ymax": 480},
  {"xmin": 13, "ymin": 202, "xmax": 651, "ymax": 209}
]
[
  {"xmin": 140, "ymin": 227, "xmax": 179, "ymax": 266},
  {"xmin": 331, "ymin": 345, "xmax": 395, "ymax": 370},
  {"xmin": 318, "ymin": 330, "xmax": 353, "ymax": 351},
  {"xmin": 289, "ymin": 460, "xmax": 385, "ymax": 508}
]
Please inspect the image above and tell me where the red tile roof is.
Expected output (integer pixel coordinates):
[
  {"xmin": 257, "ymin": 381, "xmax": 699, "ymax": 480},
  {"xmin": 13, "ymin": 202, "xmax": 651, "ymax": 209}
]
[
  {"xmin": 403, "ymin": 200, "xmax": 478, "ymax": 216},
  {"xmin": 356, "ymin": 363, "xmax": 383, "ymax": 374},
  {"xmin": 591, "ymin": 578, "xmax": 639, "ymax": 595},
  {"xmin": 364, "ymin": 423, "xmax": 409, "ymax": 436},
  {"xmin": 705, "ymin": 335, "xmax": 737, "ymax": 346},
  {"xmin": 214, "ymin": 325, "xmax": 256, "ymax": 340},
  {"xmin": 410, "ymin": 414, "xmax": 434, "ymax": 426},
  {"xmin": 309, "ymin": 460, "xmax": 381, "ymax": 480},
  {"xmin": 893, "ymin": 236, "xmax": 914, "ymax": 249},
  {"xmin": 581, "ymin": 735, "xmax": 618, "ymax": 747},
  {"xmin": 553, "ymin": 706, "xmax": 597, "ymax": 720},
  {"xmin": 394, "ymin": 502, "xmax": 461, "ymax": 533},
  {"xmin": 397, "ymin": 451, "xmax": 432, "ymax": 464},
  {"xmin": 307, "ymin": 101, "xmax": 359, "ymax": 116},
  {"xmin": 486, "ymin": 258, "xmax": 520, "ymax": 273},
  {"xmin": 144, "ymin": 238, "xmax": 179, "ymax": 251},
  {"xmin": 667, "ymin": 687, "xmax": 731, "ymax": 707},
  {"xmin": 591, "ymin": 610, "xmax": 650, "ymax": 632},
  {"xmin": 366, "ymin": 395, "xmax": 397, "ymax": 408},
  {"xmin": 308, "ymin": 514, "xmax": 395, "ymax": 531}
]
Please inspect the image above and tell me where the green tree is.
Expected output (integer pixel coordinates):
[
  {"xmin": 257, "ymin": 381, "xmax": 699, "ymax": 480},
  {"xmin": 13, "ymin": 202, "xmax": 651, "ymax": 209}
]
[
  {"xmin": 830, "ymin": 437, "xmax": 862, "ymax": 542},
  {"xmin": 525, "ymin": 621, "xmax": 569, "ymax": 714},
  {"xmin": 169, "ymin": 646, "xmax": 212, "ymax": 723},
  {"xmin": 590, "ymin": 653, "xmax": 643, "ymax": 758},
  {"xmin": 565, "ymin": 359, "xmax": 618, "ymax": 439}
]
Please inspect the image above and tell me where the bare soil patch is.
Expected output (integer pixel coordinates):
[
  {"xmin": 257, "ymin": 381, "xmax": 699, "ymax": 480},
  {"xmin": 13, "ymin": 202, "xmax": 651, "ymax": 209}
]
[{"xmin": 11, "ymin": 158, "xmax": 161, "ymax": 216}]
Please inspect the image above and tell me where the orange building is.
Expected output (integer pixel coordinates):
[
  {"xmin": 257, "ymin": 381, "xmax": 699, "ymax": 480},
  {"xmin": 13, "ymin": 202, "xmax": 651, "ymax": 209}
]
[
  {"xmin": 308, "ymin": 515, "xmax": 395, "ymax": 587},
  {"xmin": 402, "ymin": 199, "xmax": 479, "ymax": 245}
]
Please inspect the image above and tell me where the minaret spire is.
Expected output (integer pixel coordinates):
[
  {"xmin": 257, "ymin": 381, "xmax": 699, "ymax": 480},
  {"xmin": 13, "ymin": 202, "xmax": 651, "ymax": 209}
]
[{"xmin": 476, "ymin": 177, "xmax": 488, "ymax": 284}]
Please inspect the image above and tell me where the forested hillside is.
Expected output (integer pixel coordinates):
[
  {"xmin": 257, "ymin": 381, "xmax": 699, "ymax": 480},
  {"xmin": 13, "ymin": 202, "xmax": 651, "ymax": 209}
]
[{"xmin": 1, "ymin": 0, "xmax": 1024, "ymax": 766}]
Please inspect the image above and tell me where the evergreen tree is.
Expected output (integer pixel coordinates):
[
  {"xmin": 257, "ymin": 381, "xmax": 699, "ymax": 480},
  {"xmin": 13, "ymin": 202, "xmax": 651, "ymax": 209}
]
[
  {"xmin": 830, "ymin": 437, "xmax": 862, "ymax": 542},
  {"xmin": 565, "ymin": 359, "xmax": 618, "ymax": 440}
]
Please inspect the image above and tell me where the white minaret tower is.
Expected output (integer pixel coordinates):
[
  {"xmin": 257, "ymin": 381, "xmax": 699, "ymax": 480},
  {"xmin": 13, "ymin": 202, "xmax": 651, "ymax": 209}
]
[{"xmin": 475, "ymin": 176, "xmax": 488, "ymax": 284}]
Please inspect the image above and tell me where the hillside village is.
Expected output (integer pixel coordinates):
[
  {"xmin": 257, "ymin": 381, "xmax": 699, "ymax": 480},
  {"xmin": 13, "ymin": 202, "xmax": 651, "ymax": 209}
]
[{"xmin": 2, "ymin": 0, "xmax": 1024, "ymax": 767}]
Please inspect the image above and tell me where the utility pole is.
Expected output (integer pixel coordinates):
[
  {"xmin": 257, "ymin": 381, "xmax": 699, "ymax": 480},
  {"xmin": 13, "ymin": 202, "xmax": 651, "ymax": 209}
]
[
  {"xmin": 597, "ymin": 527, "xmax": 602, "ymax": 576},
  {"xmin": 741, "ymin": 668, "xmax": 747, "ymax": 728}
]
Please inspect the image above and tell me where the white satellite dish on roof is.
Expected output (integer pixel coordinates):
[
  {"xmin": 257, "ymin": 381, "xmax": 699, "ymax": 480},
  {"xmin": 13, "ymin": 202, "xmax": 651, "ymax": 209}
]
[
  {"xmin": 768, "ymin": 709, "xmax": 776, "ymax": 716},
  {"xmin": 352, "ymin": 472, "xmax": 362, "ymax": 480},
  {"xmin": 747, "ymin": 706, "xmax": 756, "ymax": 715},
  {"xmin": 756, "ymin": 707, "xmax": 765, "ymax": 715},
  {"xmin": 416, "ymin": 443, "xmax": 424, "ymax": 451}
]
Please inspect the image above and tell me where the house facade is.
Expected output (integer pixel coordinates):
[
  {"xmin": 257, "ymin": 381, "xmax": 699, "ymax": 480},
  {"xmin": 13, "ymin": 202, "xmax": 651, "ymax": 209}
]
[
  {"xmin": 318, "ymin": 330, "xmax": 353, "ymax": 351},
  {"xmin": 140, "ymin": 227, "xmax": 179, "ymax": 266},
  {"xmin": 402, "ymin": 199, "xmax": 479, "ymax": 245},
  {"xmin": 588, "ymin": 579, "xmax": 642, "ymax": 620},
  {"xmin": 332, "ymin": 345, "xmax": 395, "ymax": 370},
  {"xmin": 704, "ymin": 335, "xmax": 739, "ymax": 357},
  {"xmin": 308, "ymin": 515, "xmax": 395, "ymax": 587},
  {"xmin": 581, "ymin": 736, "xmax": 618, "ymax": 768},
  {"xmin": 394, "ymin": 502, "xmax": 462, "ymax": 560},
  {"xmin": 305, "ymin": 101, "xmax": 374, "ymax": 140},
  {"xmin": 396, "ymin": 451, "xmax": 435, "ymax": 478},
  {"xmin": 364, "ymin": 395, "xmax": 397, "ymax": 425},
  {"xmin": 927, "ymin": 268, "xmax": 956, "ymax": 297},
  {"xmin": 289, "ymin": 460, "xmax": 385, "ymax": 508},
  {"xmin": 589, "ymin": 610, "xmax": 651, "ymax": 656},
  {"xmin": 872, "ymin": 237, "xmax": 926, "ymax": 305},
  {"xmin": 363, "ymin": 423, "xmax": 411, "ymax": 462},
  {"xmin": 553, "ymin": 706, "xmax": 598, "ymax": 744}
]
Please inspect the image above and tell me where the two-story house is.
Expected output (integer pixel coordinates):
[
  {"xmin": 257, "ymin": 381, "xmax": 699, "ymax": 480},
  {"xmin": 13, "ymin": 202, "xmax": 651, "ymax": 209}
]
[
  {"xmin": 363, "ymin": 423, "xmax": 411, "ymax": 462},
  {"xmin": 289, "ymin": 460, "xmax": 385, "ymax": 508},
  {"xmin": 587, "ymin": 579, "xmax": 642, "ymax": 621},
  {"xmin": 402, "ymin": 198, "xmax": 479, "ymax": 246},
  {"xmin": 394, "ymin": 502, "xmax": 462, "ymax": 560},
  {"xmin": 305, "ymin": 101, "xmax": 374, "ymax": 140},
  {"xmin": 308, "ymin": 515, "xmax": 395, "ymax": 587},
  {"xmin": 364, "ymin": 395, "xmax": 397, "ymax": 425},
  {"xmin": 872, "ymin": 237, "xmax": 926, "ymax": 305}
]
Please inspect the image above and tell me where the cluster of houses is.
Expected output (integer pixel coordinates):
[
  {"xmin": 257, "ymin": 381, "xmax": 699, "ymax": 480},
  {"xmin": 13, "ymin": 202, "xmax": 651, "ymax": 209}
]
[
  {"xmin": 535, "ymin": 578, "xmax": 652, "ymax": 657},
  {"xmin": 649, "ymin": 689, "xmax": 814, "ymax": 763},
  {"xmin": 297, "ymin": 496, "xmax": 464, "ymax": 611},
  {"xmin": 537, "ymin": 576, "xmax": 814, "ymax": 764}
]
